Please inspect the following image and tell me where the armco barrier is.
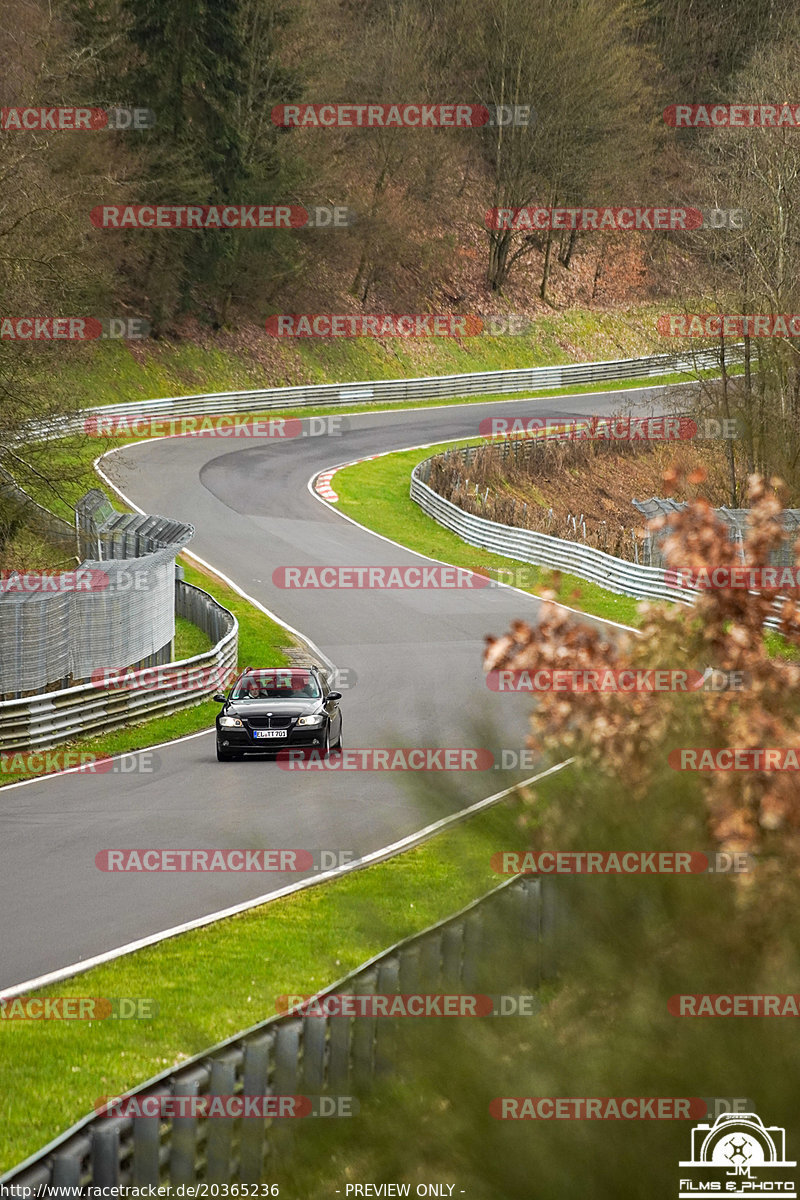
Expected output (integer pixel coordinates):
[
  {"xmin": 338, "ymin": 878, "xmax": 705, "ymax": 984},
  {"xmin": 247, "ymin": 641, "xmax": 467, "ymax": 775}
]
[
  {"xmin": 411, "ymin": 453, "xmax": 785, "ymax": 629},
  {"xmin": 0, "ymin": 874, "xmax": 554, "ymax": 1188},
  {"xmin": 25, "ymin": 346, "xmax": 736, "ymax": 438},
  {"xmin": 0, "ymin": 581, "xmax": 237, "ymax": 754},
  {"xmin": 412, "ymin": 455, "xmax": 695, "ymax": 605}
]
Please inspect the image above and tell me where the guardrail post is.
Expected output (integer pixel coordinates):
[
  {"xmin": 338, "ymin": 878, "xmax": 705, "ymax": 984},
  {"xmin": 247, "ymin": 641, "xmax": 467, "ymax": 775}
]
[
  {"xmin": 462, "ymin": 913, "xmax": 483, "ymax": 992},
  {"xmin": 91, "ymin": 1118, "xmax": 127, "ymax": 1185},
  {"xmin": 302, "ymin": 1012, "xmax": 327, "ymax": 1092},
  {"xmin": 441, "ymin": 922, "xmax": 463, "ymax": 987},
  {"xmin": 540, "ymin": 875, "xmax": 559, "ymax": 982},
  {"xmin": 132, "ymin": 1087, "xmax": 169, "ymax": 1185},
  {"xmin": 397, "ymin": 945, "xmax": 419, "ymax": 995},
  {"xmin": 239, "ymin": 1032, "xmax": 272, "ymax": 1182},
  {"xmin": 351, "ymin": 969, "xmax": 378, "ymax": 1087},
  {"xmin": 169, "ymin": 1065, "xmax": 208, "ymax": 1185},
  {"xmin": 375, "ymin": 958, "xmax": 400, "ymax": 1074},
  {"xmin": 271, "ymin": 1019, "xmax": 301, "ymax": 1163},
  {"xmin": 418, "ymin": 933, "xmax": 442, "ymax": 991},
  {"xmin": 327, "ymin": 1010, "xmax": 352, "ymax": 1091},
  {"xmin": 517, "ymin": 877, "xmax": 542, "ymax": 989},
  {"xmin": 206, "ymin": 1052, "xmax": 239, "ymax": 1183},
  {"xmin": 51, "ymin": 1139, "xmax": 89, "ymax": 1188}
]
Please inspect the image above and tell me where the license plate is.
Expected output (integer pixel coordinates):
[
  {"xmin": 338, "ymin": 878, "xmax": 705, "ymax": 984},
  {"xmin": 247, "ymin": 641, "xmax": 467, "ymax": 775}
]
[{"xmin": 254, "ymin": 730, "xmax": 287, "ymax": 739}]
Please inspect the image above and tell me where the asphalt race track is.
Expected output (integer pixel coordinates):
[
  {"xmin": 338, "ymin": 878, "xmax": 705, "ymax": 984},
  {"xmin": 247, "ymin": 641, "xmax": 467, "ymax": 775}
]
[{"xmin": 0, "ymin": 384, "xmax": 688, "ymax": 989}]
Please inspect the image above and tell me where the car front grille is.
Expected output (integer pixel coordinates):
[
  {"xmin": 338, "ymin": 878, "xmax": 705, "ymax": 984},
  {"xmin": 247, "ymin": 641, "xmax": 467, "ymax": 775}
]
[{"xmin": 247, "ymin": 716, "xmax": 293, "ymax": 730}]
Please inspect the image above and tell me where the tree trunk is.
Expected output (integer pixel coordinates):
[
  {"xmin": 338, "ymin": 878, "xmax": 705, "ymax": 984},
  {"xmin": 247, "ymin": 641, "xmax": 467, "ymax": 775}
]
[
  {"xmin": 560, "ymin": 226, "xmax": 578, "ymax": 269},
  {"xmin": 539, "ymin": 228, "xmax": 554, "ymax": 300},
  {"xmin": 718, "ymin": 335, "xmax": 737, "ymax": 506},
  {"xmin": 487, "ymin": 231, "xmax": 512, "ymax": 290}
]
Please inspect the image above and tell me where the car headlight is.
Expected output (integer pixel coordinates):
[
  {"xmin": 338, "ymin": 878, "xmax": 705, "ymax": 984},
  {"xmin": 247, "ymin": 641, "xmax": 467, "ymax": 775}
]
[
  {"xmin": 296, "ymin": 714, "xmax": 324, "ymax": 726},
  {"xmin": 219, "ymin": 716, "xmax": 243, "ymax": 728}
]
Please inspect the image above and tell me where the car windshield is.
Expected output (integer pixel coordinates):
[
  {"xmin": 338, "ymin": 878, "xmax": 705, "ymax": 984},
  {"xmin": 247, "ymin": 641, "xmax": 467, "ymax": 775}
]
[{"xmin": 231, "ymin": 672, "xmax": 322, "ymax": 700}]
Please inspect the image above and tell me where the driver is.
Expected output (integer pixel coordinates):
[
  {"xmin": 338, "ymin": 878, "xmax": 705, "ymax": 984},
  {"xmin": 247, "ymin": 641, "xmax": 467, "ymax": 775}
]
[{"xmin": 292, "ymin": 671, "xmax": 316, "ymax": 696}]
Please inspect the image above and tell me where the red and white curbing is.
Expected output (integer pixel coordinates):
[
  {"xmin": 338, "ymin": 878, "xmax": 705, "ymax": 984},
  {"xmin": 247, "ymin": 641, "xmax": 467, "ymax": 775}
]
[
  {"xmin": 314, "ymin": 454, "xmax": 383, "ymax": 503},
  {"xmin": 314, "ymin": 469, "xmax": 339, "ymax": 502}
]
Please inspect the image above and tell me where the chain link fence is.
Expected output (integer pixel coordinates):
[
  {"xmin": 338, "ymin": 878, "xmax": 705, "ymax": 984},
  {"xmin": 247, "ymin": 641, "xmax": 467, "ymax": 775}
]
[
  {"xmin": 0, "ymin": 490, "xmax": 194, "ymax": 698},
  {"xmin": 633, "ymin": 497, "xmax": 800, "ymax": 568}
]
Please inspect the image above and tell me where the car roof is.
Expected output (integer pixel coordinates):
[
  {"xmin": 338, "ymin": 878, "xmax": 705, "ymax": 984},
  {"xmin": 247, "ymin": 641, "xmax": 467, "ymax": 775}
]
[{"xmin": 238, "ymin": 666, "xmax": 319, "ymax": 678}]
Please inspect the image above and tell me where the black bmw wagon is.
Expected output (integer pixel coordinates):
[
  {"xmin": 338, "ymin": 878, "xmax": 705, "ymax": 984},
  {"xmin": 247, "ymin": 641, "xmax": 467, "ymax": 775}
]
[{"xmin": 214, "ymin": 666, "xmax": 343, "ymax": 761}]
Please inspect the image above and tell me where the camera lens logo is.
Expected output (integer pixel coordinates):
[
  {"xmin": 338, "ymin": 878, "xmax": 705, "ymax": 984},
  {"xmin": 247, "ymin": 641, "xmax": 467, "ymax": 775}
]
[{"xmin": 679, "ymin": 1113, "xmax": 796, "ymax": 1197}]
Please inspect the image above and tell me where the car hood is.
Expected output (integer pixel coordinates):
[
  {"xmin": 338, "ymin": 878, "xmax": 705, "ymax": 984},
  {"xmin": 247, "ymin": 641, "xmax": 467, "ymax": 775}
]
[{"xmin": 222, "ymin": 698, "xmax": 323, "ymax": 717}]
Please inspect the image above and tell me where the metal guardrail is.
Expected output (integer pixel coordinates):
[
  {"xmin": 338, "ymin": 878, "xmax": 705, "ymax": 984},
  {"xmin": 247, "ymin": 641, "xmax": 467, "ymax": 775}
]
[
  {"xmin": 0, "ymin": 581, "xmax": 237, "ymax": 754},
  {"xmin": 411, "ymin": 453, "xmax": 784, "ymax": 630},
  {"xmin": 1, "ymin": 874, "xmax": 554, "ymax": 1188},
  {"xmin": 412, "ymin": 456, "xmax": 696, "ymax": 605},
  {"xmin": 25, "ymin": 346, "xmax": 734, "ymax": 438}
]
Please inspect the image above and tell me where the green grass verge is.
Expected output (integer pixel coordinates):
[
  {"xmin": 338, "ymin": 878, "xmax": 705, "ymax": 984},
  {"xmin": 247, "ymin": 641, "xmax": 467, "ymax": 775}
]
[
  {"xmin": 0, "ymin": 559, "xmax": 292, "ymax": 787},
  {"xmin": 172, "ymin": 613, "xmax": 213, "ymax": 660},
  {"xmin": 332, "ymin": 444, "xmax": 644, "ymax": 629},
  {"xmin": 0, "ymin": 779, "xmax": 545, "ymax": 1172},
  {"xmin": 39, "ymin": 302, "xmax": 706, "ymax": 416}
]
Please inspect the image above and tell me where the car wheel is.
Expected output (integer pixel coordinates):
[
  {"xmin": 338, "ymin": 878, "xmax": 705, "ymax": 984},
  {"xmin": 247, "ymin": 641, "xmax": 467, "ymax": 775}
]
[
  {"xmin": 333, "ymin": 719, "xmax": 343, "ymax": 752},
  {"xmin": 320, "ymin": 724, "xmax": 332, "ymax": 759},
  {"xmin": 216, "ymin": 743, "xmax": 236, "ymax": 761}
]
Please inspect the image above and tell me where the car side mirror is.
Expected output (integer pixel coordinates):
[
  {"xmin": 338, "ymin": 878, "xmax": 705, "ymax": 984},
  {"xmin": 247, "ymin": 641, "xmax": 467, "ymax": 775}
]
[
  {"xmin": 213, "ymin": 693, "xmax": 227, "ymax": 703},
  {"xmin": 328, "ymin": 691, "xmax": 342, "ymax": 701}
]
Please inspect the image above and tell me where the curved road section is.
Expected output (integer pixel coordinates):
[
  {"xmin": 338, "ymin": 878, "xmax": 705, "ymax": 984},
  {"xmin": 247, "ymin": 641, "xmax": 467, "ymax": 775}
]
[{"xmin": 1, "ymin": 386, "xmax": 679, "ymax": 988}]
